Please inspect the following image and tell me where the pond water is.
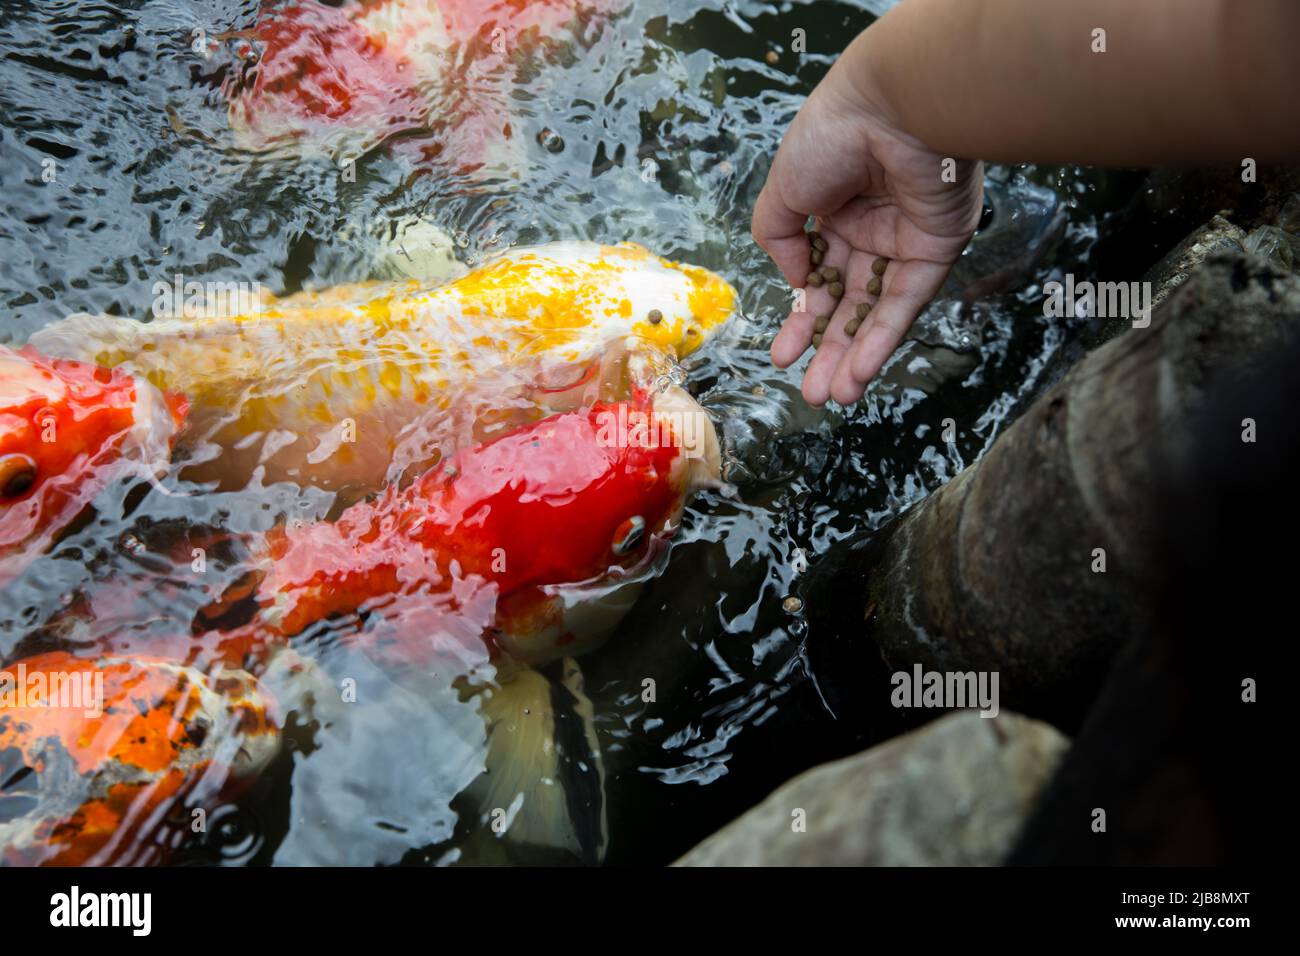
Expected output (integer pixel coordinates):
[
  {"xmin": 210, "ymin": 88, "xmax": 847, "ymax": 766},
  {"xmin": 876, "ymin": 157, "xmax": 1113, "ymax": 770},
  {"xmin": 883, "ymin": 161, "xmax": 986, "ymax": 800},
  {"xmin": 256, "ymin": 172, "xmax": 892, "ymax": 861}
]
[{"xmin": 0, "ymin": 0, "xmax": 1138, "ymax": 865}]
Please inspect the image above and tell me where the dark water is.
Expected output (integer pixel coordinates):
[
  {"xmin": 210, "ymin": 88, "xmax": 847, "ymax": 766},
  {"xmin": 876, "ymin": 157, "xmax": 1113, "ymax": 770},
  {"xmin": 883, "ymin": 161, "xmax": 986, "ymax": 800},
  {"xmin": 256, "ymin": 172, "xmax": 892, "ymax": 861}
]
[{"xmin": 0, "ymin": 0, "xmax": 1144, "ymax": 865}]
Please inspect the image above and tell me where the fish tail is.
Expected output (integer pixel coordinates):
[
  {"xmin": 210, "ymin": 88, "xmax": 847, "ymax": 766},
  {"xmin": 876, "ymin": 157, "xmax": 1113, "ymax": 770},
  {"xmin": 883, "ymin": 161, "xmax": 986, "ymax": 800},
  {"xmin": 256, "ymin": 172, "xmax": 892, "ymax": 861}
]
[{"xmin": 467, "ymin": 658, "xmax": 608, "ymax": 863}]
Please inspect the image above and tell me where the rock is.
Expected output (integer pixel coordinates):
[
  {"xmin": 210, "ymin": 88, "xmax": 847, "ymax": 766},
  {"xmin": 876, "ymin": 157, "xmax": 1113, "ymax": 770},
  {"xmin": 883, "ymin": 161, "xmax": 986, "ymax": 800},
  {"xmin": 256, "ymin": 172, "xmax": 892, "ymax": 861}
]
[
  {"xmin": 1010, "ymin": 328, "xmax": 1292, "ymax": 865},
  {"xmin": 802, "ymin": 254, "xmax": 1300, "ymax": 729},
  {"xmin": 673, "ymin": 711, "xmax": 1068, "ymax": 866},
  {"xmin": 1140, "ymin": 214, "xmax": 1246, "ymax": 317}
]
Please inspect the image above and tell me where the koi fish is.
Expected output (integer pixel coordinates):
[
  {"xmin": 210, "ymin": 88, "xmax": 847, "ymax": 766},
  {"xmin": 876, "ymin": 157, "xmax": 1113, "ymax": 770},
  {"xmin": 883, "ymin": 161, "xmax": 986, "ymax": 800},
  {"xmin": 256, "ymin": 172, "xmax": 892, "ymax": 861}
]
[
  {"xmin": 203, "ymin": 387, "xmax": 720, "ymax": 860},
  {"xmin": 2, "ymin": 388, "xmax": 719, "ymax": 864},
  {"xmin": 0, "ymin": 346, "xmax": 186, "ymax": 586},
  {"xmin": 29, "ymin": 242, "xmax": 735, "ymax": 491},
  {"xmin": 0, "ymin": 652, "xmax": 278, "ymax": 866},
  {"xmin": 222, "ymin": 0, "xmax": 620, "ymax": 165},
  {"xmin": 252, "ymin": 387, "xmax": 720, "ymax": 661}
]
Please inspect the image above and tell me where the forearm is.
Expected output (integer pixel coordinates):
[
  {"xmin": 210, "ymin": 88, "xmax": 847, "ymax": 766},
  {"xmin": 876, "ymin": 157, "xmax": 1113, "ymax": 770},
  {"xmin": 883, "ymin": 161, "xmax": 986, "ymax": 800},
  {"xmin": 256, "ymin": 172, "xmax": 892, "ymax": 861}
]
[{"xmin": 845, "ymin": 0, "xmax": 1300, "ymax": 166}]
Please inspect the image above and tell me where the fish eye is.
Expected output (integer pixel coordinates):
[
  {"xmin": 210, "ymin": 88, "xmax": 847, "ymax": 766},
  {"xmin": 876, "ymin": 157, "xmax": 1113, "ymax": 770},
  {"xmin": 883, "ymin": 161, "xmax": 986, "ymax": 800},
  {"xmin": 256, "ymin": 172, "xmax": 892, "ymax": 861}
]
[
  {"xmin": 0, "ymin": 455, "xmax": 37, "ymax": 501},
  {"xmin": 612, "ymin": 515, "xmax": 646, "ymax": 556}
]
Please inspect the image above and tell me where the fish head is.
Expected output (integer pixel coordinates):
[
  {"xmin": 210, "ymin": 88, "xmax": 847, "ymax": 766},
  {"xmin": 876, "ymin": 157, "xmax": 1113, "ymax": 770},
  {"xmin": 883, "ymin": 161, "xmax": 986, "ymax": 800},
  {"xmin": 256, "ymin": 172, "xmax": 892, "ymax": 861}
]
[
  {"xmin": 0, "ymin": 345, "xmax": 186, "ymax": 582},
  {"xmin": 462, "ymin": 241, "xmax": 737, "ymax": 369},
  {"xmin": 0, "ymin": 652, "xmax": 279, "ymax": 866},
  {"xmin": 247, "ymin": 388, "xmax": 720, "ymax": 663},
  {"xmin": 448, "ymin": 385, "xmax": 720, "ymax": 663}
]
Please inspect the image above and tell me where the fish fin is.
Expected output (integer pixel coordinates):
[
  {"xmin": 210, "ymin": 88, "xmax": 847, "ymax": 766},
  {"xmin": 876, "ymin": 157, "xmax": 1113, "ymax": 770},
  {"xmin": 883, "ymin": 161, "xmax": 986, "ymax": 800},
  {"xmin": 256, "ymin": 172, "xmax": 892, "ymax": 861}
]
[
  {"xmin": 467, "ymin": 659, "xmax": 607, "ymax": 863},
  {"xmin": 557, "ymin": 656, "xmax": 609, "ymax": 859},
  {"xmin": 362, "ymin": 216, "xmax": 467, "ymax": 284},
  {"xmin": 27, "ymin": 311, "xmax": 146, "ymax": 365}
]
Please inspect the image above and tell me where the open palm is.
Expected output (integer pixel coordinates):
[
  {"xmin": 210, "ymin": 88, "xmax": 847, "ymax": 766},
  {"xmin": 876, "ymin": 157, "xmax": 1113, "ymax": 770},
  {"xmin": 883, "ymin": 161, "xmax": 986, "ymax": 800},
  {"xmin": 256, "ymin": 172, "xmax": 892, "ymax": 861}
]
[{"xmin": 753, "ymin": 77, "xmax": 983, "ymax": 406}]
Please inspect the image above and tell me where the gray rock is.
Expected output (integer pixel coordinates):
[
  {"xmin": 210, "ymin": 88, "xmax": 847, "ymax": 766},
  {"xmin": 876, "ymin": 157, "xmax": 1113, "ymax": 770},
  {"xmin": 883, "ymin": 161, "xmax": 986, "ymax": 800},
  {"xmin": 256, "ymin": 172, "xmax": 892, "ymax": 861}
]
[
  {"xmin": 1141, "ymin": 214, "xmax": 1247, "ymax": 317},
  {"xmin": 673, "ymin": 711, "xmax": 1068, "ymax": 867}
]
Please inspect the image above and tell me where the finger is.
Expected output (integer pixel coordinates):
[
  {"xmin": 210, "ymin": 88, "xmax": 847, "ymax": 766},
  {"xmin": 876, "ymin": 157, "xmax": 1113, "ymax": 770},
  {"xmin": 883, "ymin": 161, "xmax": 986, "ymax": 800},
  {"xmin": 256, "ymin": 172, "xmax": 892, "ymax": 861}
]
[
  {"xmin": 771, "ymin": 309, "xmax": 816, "ymax": 370},
  {"xmin": 799, "ymin": 246, "xmax": 877, "ymax": 401},
  {"xmin": 752, "ymin": 179, "xmax": 813, "ymax": 288},
  {"xmin": 771, "ymin": 222, "xmax": 849, "ymax": 371},
  {"xmin": 832, "ymin": 259, "xmax": 948, "ymax": 403}
]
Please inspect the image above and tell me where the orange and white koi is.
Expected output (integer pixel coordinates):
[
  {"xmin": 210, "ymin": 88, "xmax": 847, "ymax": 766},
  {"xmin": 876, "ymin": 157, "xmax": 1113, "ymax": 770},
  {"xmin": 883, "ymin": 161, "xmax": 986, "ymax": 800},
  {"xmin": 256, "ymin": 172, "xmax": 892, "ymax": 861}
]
[
  {"xmin": 0, "ymin": 652, "xmax": 278, "ymax": 866},
  {"xmin": 222, "ymin": 0, "xmax": 621, "ymax": 166},
  {"xmin": 0, "ymin": 346, "xmax": 186, "ymax": 585}
]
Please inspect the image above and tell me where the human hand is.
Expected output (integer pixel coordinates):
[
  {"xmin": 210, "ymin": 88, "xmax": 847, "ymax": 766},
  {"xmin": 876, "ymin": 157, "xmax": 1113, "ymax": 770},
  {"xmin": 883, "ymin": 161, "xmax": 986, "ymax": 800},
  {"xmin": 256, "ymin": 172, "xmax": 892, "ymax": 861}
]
[{"xmin": 752, "ymin": 38, "xmax": 983, "ymax": 407}]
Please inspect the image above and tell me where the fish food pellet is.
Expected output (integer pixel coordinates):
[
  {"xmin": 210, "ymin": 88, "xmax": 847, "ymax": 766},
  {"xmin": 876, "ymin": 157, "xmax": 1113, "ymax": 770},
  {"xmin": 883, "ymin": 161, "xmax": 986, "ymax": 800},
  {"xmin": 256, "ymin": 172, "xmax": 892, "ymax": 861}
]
[
  {"xmin": 810, "ymin": 249, "xmax": 824, "ymax": 266},
  {"xmin": 821, "ymin": 266, "xmax": 840, "ymax": 283},
  {"xmin": 867, "ymin": 277, "xmax": 882, "ymax": 296},
  {"xmin": 806, "ymin": 271, "xmax": 824, "ymax": 288},
  {"xmin": 783, "ymin": 596, "xmax": 803, "ymax": 614},
  {"xmin": 844, "ymin": 317, "xmax": 861, "ymax": 336},
  {"xmin": 647, "ymin": 309, "xmax": 663, "ymax": 324},
  {"xmin": 872, "ymin": 257, "xmax": 888, "ymax": 276},
  {"xmin": 809, "ymin": 232, "xmax": 828, "ymax": 253},
  {"xmin": 813, "ymin": 314, "xmax": 830, "ymax": 333},
  {"xmin": 765, "ymin": 50, "xmax": 780, "ymax": 65},
  {"xmin": 855, "ymin": 301, "xmax": 872, "ymax": 321},
  {"xmin": 811, "ymin": 333, "xmax": 823, "ymax": 348},
  {"xmin": 828, "ymin": 281, "xmax": 844, "ymax": 298},
  {"xmin": 537, "ymin": 128, "xmax": 565, "ymax": 153}
]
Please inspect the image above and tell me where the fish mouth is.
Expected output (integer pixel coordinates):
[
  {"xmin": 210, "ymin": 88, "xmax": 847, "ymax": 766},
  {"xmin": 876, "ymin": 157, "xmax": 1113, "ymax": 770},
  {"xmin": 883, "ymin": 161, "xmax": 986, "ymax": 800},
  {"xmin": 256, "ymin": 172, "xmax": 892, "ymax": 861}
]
[{"xmin": 651, "ymin": 386, "xmax": 722, "ymax": 492}]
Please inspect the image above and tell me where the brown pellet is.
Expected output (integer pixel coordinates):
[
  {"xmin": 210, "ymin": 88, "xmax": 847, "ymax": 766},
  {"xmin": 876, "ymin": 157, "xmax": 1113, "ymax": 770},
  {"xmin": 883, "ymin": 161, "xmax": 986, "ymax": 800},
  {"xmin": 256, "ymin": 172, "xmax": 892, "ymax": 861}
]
[
  {"xmin": 872, "ymin": 257, "xmax": 888, "ymax": 276},
  {"xmin": 821, "ymin": 266, "xmax": 840, "ymax": 283},
  {"xmin": 845, "ymin": 318, "xmax": 861, "ymax": 336},
  {"xmin": 647, "ymin": 309, "xmax": 663, "ymax": 325},
  {"xmin": 813, "ymin": 314, "xmax": 830, "ymax": 333},
  {"xmin": 765, "ymin": 50, "xmax": 780, "ymax": 66},
  {"xmin": 812, "ymin": 333, "xmax": 823, "ymax": 348},
  {"xmin": 806, "ymin": 271, "xmax": 824, "ymax": 288},
  {"xmin": 809, "ymin": 232, "xmax": 828, "ymax": 253},
  {"xmin": 855, "ymin": 301, "xmax": 872, "ymax": 321},
  {"xmin": 810, "ymin": 249, "xmax": 824, "ymax": 266},
  {"xmin": 828, "ymin": 281, "xmax": 844, "ymax": 298},
  {"xmin": 867, "ymin": 277, "xmax": 882, "ymax": 296}
]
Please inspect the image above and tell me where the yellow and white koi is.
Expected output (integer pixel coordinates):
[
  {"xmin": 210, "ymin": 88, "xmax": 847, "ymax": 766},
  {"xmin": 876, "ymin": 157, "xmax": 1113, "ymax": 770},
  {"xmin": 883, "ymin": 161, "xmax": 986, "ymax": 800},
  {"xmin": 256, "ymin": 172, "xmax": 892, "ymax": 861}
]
[{"xmin": 30, "ymin": 242, "xmax": 735, "ymax": 490}]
